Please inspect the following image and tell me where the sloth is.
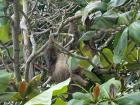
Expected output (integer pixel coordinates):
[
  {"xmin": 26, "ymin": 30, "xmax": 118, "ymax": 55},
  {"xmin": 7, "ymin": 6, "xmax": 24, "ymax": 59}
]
[{"xmin": 42, "ymin": 35, "xmax": 88, "ymax": 87}]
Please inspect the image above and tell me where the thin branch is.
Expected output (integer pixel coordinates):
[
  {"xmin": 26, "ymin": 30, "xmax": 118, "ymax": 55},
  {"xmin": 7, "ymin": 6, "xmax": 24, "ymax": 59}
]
[
  {"xmin": 56, "ymin": 15, "xmax": 82, "ymax": 34},
  {"xmin": 24, "ymin": 33, "xmax": 36, "ymax": 81},
  {"xmin": 28, "ymin": 0, "xmax": 38, "ymax": 18},
  {"xmin": 34, "ymin": 28, "xmax": 50, "ymax": 36},
  {"xmin": 56, "ymin": 15, "xmax": 65, "ymax": 34},
  {"xmin": 59, "ymin": 33, "xmax": 74, "ymax": 48},
  {"xmin": 98, "ymin": 35, "xmax": 114, "ymax": 51},
  {"xmin": 1, "ymin": 54, "xmax": 10, "ymax": 72},
  {"xmin": 0, "ymin": 41, "xmax": 14, "ymax": 63}
]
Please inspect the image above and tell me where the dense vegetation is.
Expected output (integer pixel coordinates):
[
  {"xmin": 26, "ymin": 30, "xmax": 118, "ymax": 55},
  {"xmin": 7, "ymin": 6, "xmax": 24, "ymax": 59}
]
[{"xmin": 0, "ymin": 0, "xmax": 140, "ymax": 105}]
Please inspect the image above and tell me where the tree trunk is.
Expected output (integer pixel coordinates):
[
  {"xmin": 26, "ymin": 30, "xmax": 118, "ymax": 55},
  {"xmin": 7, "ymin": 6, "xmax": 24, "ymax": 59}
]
[{"xmin": 11, "ymin": 0, "xmax": 21, "ymax": 82}]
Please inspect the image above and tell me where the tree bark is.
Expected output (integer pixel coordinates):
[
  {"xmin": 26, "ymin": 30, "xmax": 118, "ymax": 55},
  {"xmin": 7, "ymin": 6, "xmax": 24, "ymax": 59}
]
[
  {"xmin": 11, "ymin": 0, "xmax": 21, "ymax": 82},
  {"xmin": 20, "ymin": 0, "xmax": 34, "ymax": 82}
]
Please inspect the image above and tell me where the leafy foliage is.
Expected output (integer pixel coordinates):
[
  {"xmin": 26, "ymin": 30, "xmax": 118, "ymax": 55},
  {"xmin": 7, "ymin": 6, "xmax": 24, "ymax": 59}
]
[
  {"xmin": 25, "ymin": 78, "xmax": 71, "ymax": 105},
  {"xmin": 0, "ymin": 0, "xmax": 140, "ymax": 104}
]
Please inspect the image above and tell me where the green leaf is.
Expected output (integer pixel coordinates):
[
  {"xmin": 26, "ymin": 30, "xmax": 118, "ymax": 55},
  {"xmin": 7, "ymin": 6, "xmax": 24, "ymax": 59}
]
[
  {"xmin": 25, "ymin": 78, "xmax": 71, "ymax": 105},
  {"xmin": 125, "ymin": 62, "xmax": 140, "ymax": 71},
  {"xmin": 0, "ymin": 92, "xmax": 19, "ymax": 102},
  {"xmin": 68, "ymin": 92, "xmax": 92, "ymax": 105},
  {"xmin": 118, "ymin": 11, "xmax": 133, "ymax": 25},
  {"xmin": 116, "ymin": 92, "xmax": 140, "ymax": 105},
  {"xmin": 0, "ymin": 1, "xmax": 6, "ymax": 26},
  {"xmin": 73, "ymin": 92, "xmax": 92, "ymax": 102},
  {"xmin": 82, "ymin": 1, "xmax": 107, "ymax": 25},
  {"xmin": 92, "ymin": 55, "xmax": 101, "ymax": 66},
  {"xmin": 113, "ymin": 28, "xmax": 128, "ymax": 64},
  {"xmin": 100, "ymin": 78, "xmax": 121, "ymax": 99},
  {"xmin": 82, "ymin": 69, "xmax": 101, "ymax": 83},
  {"xmin": 79, "ymin": 60, "xmax": 91, "ymax": 69},
  {"xmin": 78, "ymin": 50, "xmax": 93, "ymax": 68},
  {"xmin": 113, "ymin": 32, "xmax": 122, "ymax": 49},
  {"xmin": 0, "ymin": 23, "xmax": 10, "ymax": 42},
  {"xmin": 91, "ymin": 11, "xmax": 118, "ymax": 29},
  {"xmin": 52, "ymin": 84, "xmax": 68, "ymax": 96},
  {"xmin": 102, "ymin": 0, "xmax": 111, "ymax": 3},
  {"xmin": 129, "ymin": 20, "xmax": 140, "ymax": 44},
  {"xmin": 67, "ymin": 99, "xmax": 85, "ymax": 105},
  {"xmin": 136, "ymin": 10, "xmax": 140, "ymax": 19},
  {"xmin": 74, "ymin": 0, "xmax": 87, "ymax": 7},
  {"xmin": 52, "ymin": 98, "xmax": 66, "ymax": 105},
  {"xmin": 109, "ymin": 0, "xmax": 129, "ymax": 7},
  {"xmin": 100, "ymin": 48, "xmax": 113, "ymax": 67},
  {"xmin": 79, "ymin": 31, "xmax": 96, "ymax": 41},
  {"xmin": 68, "ymin": 56, "xmax": 80, "ymax": 71},
  {"xmin": 125, "ymin": 41, "xmax": 139, "ymax": 63},
  {"xmin": 99, "ymin": 101, "xmax": 111, "ymax": 105},
  {"xmin": 0, "ymin": 71, "xmax": 11, "ymax": 92}
]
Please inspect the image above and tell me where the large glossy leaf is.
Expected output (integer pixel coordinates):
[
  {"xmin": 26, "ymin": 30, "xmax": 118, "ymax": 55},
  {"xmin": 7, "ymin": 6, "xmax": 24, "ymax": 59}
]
[
  {"xmin": 68, "ymin": 56, "xmax": 80, "ymax": 71},
  {"xmin": 82, "ymin": 69, "xmax": 101, "ymax": 83},
  {"xmin": 79, "ymin": 50, "xmax": 93, "ymax": 68},
  {"xmin": 129, "ymin": 20, "xmax": 140, "ymax": 44},
  {"xmin": 113, "ymin": 28, "xmax": 128, "ymax": 64},
  {"xmin": 52, "ymin": 98, "xmax": 66, "ymax": 105},
  {"xmin": 116, "ymin": 92, "xmax": 140, "ymax": 105},
  {"xmin": 72, "ymin": 92, "xmax": 92, "ymax": 102},
  {"xmin": 118, "ymin": 11, "xmax": 133, "ymax": 25},
  {"xmin": 100, "ymin": 48, "xmax": 113, "ymax": 67},
  {"xmin": 25, "ymin": 78, "xmax": 71, "ymax": 105},
  {"xmin": 68, "ymin": 91, "xmax": 92, "ymax": 105},
  {"xmin": 109, "ymin": 0, "xmax": 129, "ymax": 7},
  {"xmin": 91, "ymin": 55, "xmax": 101, "ymax": 66},
  {"xmin": 82, "ymin": 1, "xmax": 107, "ymax": 25},
  {"xmin": 136, "ymin": 10, "xmax": 140, "ymax": 19},
  {"xmin": 91, "ymin": 11, "xmax": 118, "ymax": 29},
  {"xmin": 79, "ymin": 31, "xmax": 96, "ymax": 41},
  {"xmin": 100, "ymin": 78, "xmax": 121, "ymax": 99},
  {"xmin": 0, "ymin": 71, "xmax": 11, "ymax": 93},
  {"xmin": 0, "ymin": 1, "xmax": 10, "ymax": 42},
  {"xmin": 125, "ymin": 62, "xmax": 140, "ymax": 71},
  {"xmin": 113, "ymin": 32, "xmax": 122, "ymax": 49},
  {"xmin": 67, "ymin": 99, "xmax": 85, "ymax": 105},
  {"xmin": 0, "ymin": 23, "xmax": 10, "ymax": 42},
  {"xmin": 125, "ymin": 41, "xmax": 139, "ymax": 63}
]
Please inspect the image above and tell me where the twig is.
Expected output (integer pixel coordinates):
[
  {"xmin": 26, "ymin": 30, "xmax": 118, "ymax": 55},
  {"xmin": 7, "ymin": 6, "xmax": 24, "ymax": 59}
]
[
  {"xmin": 98, "ymin": 35, "xmax": 114, "ymax": 51},
  {"xmin": 56, "ymin": 15, "xmax": 82, "ymax": 34},
  {"xmin": 59, "ymin": 33, "xmax": 74, "ymax": 48},
  {"xmin": 28, "ymin": 0, "xmax": 38, "ymax": 18},
  {"xmin": 24, "ymin": 33, "xmax": 36, "ymax": 81},
  {"xmin": 56, "ymin": 14, "xmax": 65, "ymax": 37},
  {"xmin": 0, "ymin": 41, "xmax": 14, "ymax": 63},
  {"xmin": 34, "ymin": 28, "xmax": 50, "ymax": 36}
]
